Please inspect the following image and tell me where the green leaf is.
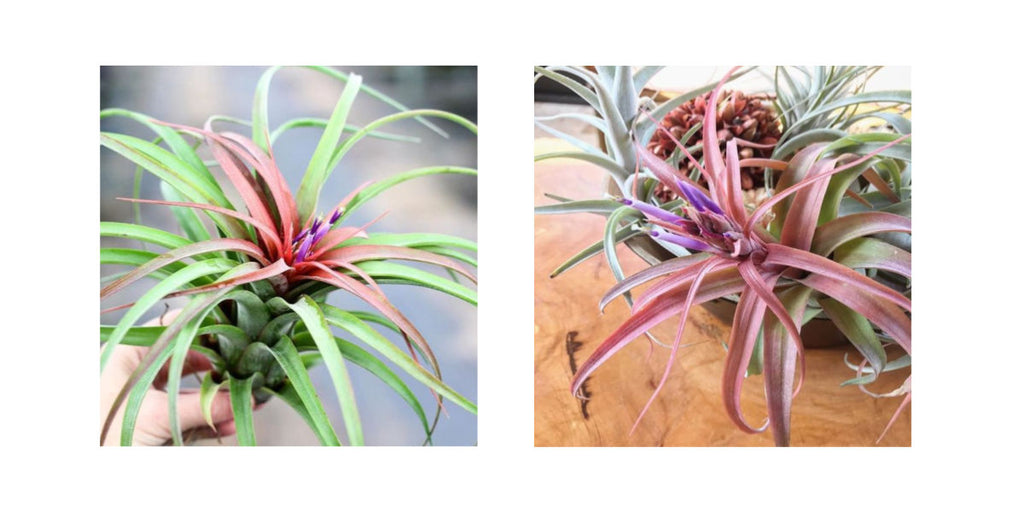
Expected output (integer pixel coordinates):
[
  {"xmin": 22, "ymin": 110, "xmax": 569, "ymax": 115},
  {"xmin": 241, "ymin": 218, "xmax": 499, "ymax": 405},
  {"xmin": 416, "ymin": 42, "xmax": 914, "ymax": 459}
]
[
  {"xmin": 313, "ymin": 109, "xmax": 475, "ymax": 221},
  {"xmin": 321, "ymin": 305, "xmax": 476, "ymax": 415},
  {"xmin": 336, "ymin": 232, "xmax": 477, "ymax": 254},
  {"xmin": 534, "ymin": 119, "xmax": 605, "ymax": 156},
  {"xmin": 534, "ymin": 151, "xmax": 629, "ymax": 180},
  {"xmin": 160, "ymin": 181, "xmax": 214, "ymax": 244},
  {"xmin": 306, "ymin": 66, "xmax": 450, "ymax": 138},
  {"xmin": 603, "ymin": 206, "xmax": 644, "ymax": 286},
  {"xmin": 785, "ymin": 90, "xmax": 911, "ymax": 135},
  {"xmin": 414, "ymin": 245, "xmax": 477, "ymax": 268},
  {"xmin": 117, "ymin": 339, "xmax": 175, "ymax": 446},
  {"xmin": 356, "ymin": 260, "xmax": 477, "ymax": 305},
  {"xmin": 166, "ymin": 264, "xmax": 261, "ymax": 445},
  {"xmin": 534, "ymin": 199, "xmax": 623, "ymax": 215},
  {"xmin": 197, "ymin": 324, "xmax": 250, "ymax": 367},
  {"xmin": 114, "ymin": 279, "xmax": 240, "ymax": 445},
  {"xmin": 534, "ymin": 112, "xmax": 608, "ymax": 134},
  {"xmin": 100, "ymin": 222, "xmax": 193, "ymax": 250},
  {"xmin": 292, "ymin": 331, "xmax": 433, "ymax": 443},
  {"xmin": 100, "ymin": 108, "xmax": 214, "ymax": 183},
  {"xmin": 267, "ymin": 336, "xmax": 342, "ymax": 446},
  {"xmin": 199, "ymin": 372, "xmax": 225, "ymax": 430},
  {"xmin": 633, "ymin": 66, "xmax": 665, "ymax": 92},
  {"xmin": 269, "ymin": 117, "xmax": 420, "ymax": 145},
  {"xmin": 281, "ymin": 296, "xmax": 364, "ymax": 446},
  {"xmin": 100, "ymin": 132, "xmax": 245, "ymax": 239},
  {"xmin": 101, "ymin": 258, "xmax": 235, "ymax": 372},
  {"xmin": 549, "ymin": 226, "xmax": 640, "ymax": 278},
  {"xmin": 251, "ymin": 66, "xmax": 282, "ymax": 152},
  {"xmin": 257, "ymin": 312, "xmax": 300, "ymax": 345},
  {"xmin": 823, "ymin": 132, "xmax": 911, "ymax": 162},
  {"xmin": 295, "ymin": 73, "xmax": 363, "ymax": 222},
  {"xmin": 229, "ymin": 290, "xmax": 270, "ymax": 341},
  {"xmin": 100, "ymin": 325, "xmax": 163, "ymax": 346},
  {"xmin": 820, "ymin": 298, "xmax": 887, "ymax": 381},
  {"xmin": 339, "ymin": 166, "xmax": 477, "ymax": 223},
  {"xmin": 771, "ymin": 128, "xmax": 846, "ymax": 160},
  {"xmin": 230, "ymin": 375, "xmax": 258, "ymax": 446},
  {"xmin": 533, "ymin": 66, "xmax": 600, "ymax": 111}
]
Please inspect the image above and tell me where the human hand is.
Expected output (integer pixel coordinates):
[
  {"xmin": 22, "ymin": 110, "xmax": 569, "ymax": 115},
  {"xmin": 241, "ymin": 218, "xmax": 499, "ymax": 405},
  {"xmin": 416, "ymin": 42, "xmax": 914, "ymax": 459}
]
[{"xmin": 100, "ymin": 310, "xmax": 238, "ymax": 446}]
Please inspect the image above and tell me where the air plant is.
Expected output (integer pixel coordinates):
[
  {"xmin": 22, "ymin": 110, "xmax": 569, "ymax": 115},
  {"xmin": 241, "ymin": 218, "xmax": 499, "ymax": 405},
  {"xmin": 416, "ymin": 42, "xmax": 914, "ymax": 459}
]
[
  {"xmin": 536, "ymin": 67, "xmax": 913, "ymax": 444},
  {"xmin": 569, "ymin": 67, "xmax": 913, "ymax": 444},
  {"xmin": 100, "ymin": 66, "xmax": 478, "ymax": 446}
]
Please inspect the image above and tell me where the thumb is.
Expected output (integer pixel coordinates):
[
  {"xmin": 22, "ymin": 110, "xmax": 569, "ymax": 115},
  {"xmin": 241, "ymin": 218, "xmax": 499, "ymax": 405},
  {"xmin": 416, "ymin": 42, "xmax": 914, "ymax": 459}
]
[{"xmin": 175, "ymin": 390, "xmax": 237, "ymax": 432}]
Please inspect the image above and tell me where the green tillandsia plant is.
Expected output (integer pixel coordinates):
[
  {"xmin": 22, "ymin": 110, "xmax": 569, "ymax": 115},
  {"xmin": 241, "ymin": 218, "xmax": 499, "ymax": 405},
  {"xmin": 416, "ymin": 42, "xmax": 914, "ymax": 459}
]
[
  {"xmin": 534, "ymin": 66, "xmax": 755, "ymax": 303},
  {"xmin": 100, "ymin": 66, "xmax": 478, "ymax": 446},
  {"xmin": 536, "ymin": 66, "xmax": 910, "ymax": 445}
]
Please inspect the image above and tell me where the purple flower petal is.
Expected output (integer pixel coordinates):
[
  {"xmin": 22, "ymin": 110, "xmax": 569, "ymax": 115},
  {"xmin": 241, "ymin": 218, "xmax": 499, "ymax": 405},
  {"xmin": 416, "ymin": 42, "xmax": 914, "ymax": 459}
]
[
  {"xmin": 676, "ymin": 178, "xmax": 724, "ymax": 215},
  {"xmin": 311, "ymin": 218, "xmax": 332, "ymax": 245},
  {"xmin": 294, "ymin": 235, "xmax": 314, "ymax": 263},
  {"xmin": 620, "ymin": 198, "xmax": 686, "ymax": 225},
  {"xmin": 292, "ymin": 227, "xmax": 310, "ymax": 245},
  {"xmin": 650, "ymin": 227, "xmax": 711, "ymax": 252}
]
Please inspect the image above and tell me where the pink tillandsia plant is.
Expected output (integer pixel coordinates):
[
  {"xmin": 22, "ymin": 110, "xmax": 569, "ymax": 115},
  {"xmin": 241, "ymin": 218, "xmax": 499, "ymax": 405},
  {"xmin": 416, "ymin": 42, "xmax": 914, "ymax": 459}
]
[
  {"xmin": 569, "ymin": 67, "xmax": 911, "ymax": 446},
  {"xmin": 100, "ymin": 66, "xmax": 477, "ymax": 446}
]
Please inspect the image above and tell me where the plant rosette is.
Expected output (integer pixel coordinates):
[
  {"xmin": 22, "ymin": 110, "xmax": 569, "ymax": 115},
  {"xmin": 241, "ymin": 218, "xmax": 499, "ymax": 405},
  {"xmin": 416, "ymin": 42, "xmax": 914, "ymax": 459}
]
[
  {"xmin": 100, "ymin": 66, "xmax": 478, "ymax": 446},
  {"xmin": 535, "ymin": 66, "xmax": 910, "ymax": 446}
]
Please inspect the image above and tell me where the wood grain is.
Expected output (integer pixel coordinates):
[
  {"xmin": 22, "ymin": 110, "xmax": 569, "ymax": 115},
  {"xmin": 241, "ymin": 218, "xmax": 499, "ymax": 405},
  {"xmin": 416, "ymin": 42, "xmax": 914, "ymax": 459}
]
[{"xmin": 534, "ymin": 158, "xmax": 911, "ymax": 447}]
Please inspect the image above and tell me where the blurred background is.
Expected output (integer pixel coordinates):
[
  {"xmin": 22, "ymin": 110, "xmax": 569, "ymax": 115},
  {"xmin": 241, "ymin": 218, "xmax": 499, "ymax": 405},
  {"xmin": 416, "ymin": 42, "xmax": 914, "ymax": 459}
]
[{"xmin": 100, "ymin": 66, "xmax": 477, "ymax": 445}]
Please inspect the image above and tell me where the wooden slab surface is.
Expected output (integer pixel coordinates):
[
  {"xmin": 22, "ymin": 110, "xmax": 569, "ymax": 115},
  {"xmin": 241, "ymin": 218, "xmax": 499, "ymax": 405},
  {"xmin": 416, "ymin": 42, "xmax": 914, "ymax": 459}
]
[{"xmin": 534, "ymin": 158, "xmax": 911, "ymax": 447}]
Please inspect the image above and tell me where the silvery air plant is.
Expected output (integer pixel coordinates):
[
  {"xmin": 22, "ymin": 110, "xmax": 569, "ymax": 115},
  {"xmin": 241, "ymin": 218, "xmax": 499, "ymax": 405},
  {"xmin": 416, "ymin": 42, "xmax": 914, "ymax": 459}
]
[
  {"xmin": 100, "ymin": 67, "xmax": 477, "ymax": 446},
  {"xmin": 537, "ymin": 66, "xmax": 910, "ymax": 446}
]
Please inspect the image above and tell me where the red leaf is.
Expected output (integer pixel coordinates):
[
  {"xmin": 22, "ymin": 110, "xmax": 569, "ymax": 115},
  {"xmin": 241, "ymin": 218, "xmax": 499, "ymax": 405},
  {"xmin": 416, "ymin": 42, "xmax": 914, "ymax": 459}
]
[
  {"xmin": 764, "ymin": 243, "xmax": 911, "ymax": 312},
  {"xmin": 101, "ymin": 239, "xmax": 271, "ymax": 300},
  {"xmin": 779, "ymin": 157, "xmax": 839, "ymax": 252},
  {"xmin": 599, "ymin": 252, "xmax": 712, "ymax": 311},
  {"xmin": 299, "ymin": 267, "xmax": 443, "ymax": 382},
  {"xmin": 629, "ymin": 258, "xmax": 726, "ymax": 434},
  {"xmin": 720, "ymin": 288, "xmax": 770, "ymax": 433},
  {"xmin": 800, "ymin": 272, "xmax": 911, "ymax": 355},
  {"xmin": 747, "ymin": 133, "xmax": 911, "ymax": 233},
  {"xmin": 570, "ymin": 262, "xmax": 748, "ymax": 397},
  {"xmin": 810, "ymin": 211, "xmax": 911, "ymax": 256},
  {"xmin": 117, "ymin": 197, "xmax": 283, "ymax": 257},
  {"xmin": 318, "ymin": 245, "xmax": 477, "ymax": 284}
]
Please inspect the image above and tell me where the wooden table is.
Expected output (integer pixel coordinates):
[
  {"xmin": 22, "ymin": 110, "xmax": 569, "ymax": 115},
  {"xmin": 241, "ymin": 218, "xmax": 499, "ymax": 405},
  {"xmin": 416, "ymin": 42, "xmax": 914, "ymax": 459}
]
[{"xmin": 533, "ymin": 158, "xmax": 911, "ymax": 447}]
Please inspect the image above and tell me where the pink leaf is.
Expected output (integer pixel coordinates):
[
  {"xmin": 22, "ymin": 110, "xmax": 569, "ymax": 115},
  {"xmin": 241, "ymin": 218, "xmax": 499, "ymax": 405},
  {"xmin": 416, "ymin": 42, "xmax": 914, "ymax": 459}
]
[
  {"xmin": 764, "ymin": 243, "xmax": 911, "ymax": 312},
  {"xmin": 720, "ymin": 288, "xmax": 770, "ymax": 434},
  {"xmin": 101, "ymin": 239, "xmax": 271, "ymax": 299}
]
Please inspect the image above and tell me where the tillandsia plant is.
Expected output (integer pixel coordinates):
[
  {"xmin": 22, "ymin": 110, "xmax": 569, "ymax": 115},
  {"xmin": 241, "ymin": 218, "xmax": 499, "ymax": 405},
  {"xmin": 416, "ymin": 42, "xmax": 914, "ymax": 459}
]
[
  {"xmin": 100, "ymin": 66, "xmax": 478, "ymax": 446},
  {"xmin": 536, "ymin": 66, "xmax": 910, "ymax": 446}
]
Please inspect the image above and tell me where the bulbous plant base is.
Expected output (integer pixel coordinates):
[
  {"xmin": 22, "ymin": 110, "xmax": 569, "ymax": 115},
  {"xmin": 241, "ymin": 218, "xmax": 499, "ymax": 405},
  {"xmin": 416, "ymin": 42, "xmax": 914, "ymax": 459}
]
[{"xmin": 197, "ymin": 296, "xmax": 297, "ymax": 405}]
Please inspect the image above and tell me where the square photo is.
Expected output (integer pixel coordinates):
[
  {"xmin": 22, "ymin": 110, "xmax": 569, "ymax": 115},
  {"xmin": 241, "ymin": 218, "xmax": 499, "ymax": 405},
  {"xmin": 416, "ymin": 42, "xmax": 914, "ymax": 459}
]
[
  {"xmin": 100, "ymin": 66, "xmax": 478, "ymax": 446},
  {"xmin": 534, "ymin": 66, "xmax": 911, "ymax": 446}
]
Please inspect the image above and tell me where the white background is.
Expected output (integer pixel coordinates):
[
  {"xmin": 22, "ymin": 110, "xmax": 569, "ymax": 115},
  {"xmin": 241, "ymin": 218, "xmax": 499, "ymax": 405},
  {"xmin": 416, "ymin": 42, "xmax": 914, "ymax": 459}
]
[{"xmin": 2, "ymin": 0, "xmax": 1019, "ymax": 510}]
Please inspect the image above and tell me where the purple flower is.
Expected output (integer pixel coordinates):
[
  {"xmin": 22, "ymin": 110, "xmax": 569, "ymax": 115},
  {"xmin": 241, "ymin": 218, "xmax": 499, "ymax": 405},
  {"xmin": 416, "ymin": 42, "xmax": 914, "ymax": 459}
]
[
  {"xmin": 293, "ymin": 234, "xmax": 314, "ymax": 263},
  {"xmin": 649, "ymin": 227, "xmax": 711, "ymax": 252},
  {"xmin": 676, "ymin": 178, "xmax": 724, "ymax": 215},
  {"xmin": 618, "ymin": 198, "xmax": 685, "ymax": 225}
]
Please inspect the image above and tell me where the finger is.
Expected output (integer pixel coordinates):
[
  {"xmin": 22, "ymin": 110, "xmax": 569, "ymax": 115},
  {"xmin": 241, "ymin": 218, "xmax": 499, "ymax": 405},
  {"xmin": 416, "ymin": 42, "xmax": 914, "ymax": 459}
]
[
  {"xmin": 153, "ymin": 351, "xmax": 214, "ymax": 389},
  {"xmin": 175, "ymin": 390, "xmax": 237, "ymax": 432},
  {"xmin": 193, "ymin": 419, "xmax": 238, "ymax": 440},
  {"xmin": 173, "ymin": 419, "xmax": 238, "ymax": 443}
]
